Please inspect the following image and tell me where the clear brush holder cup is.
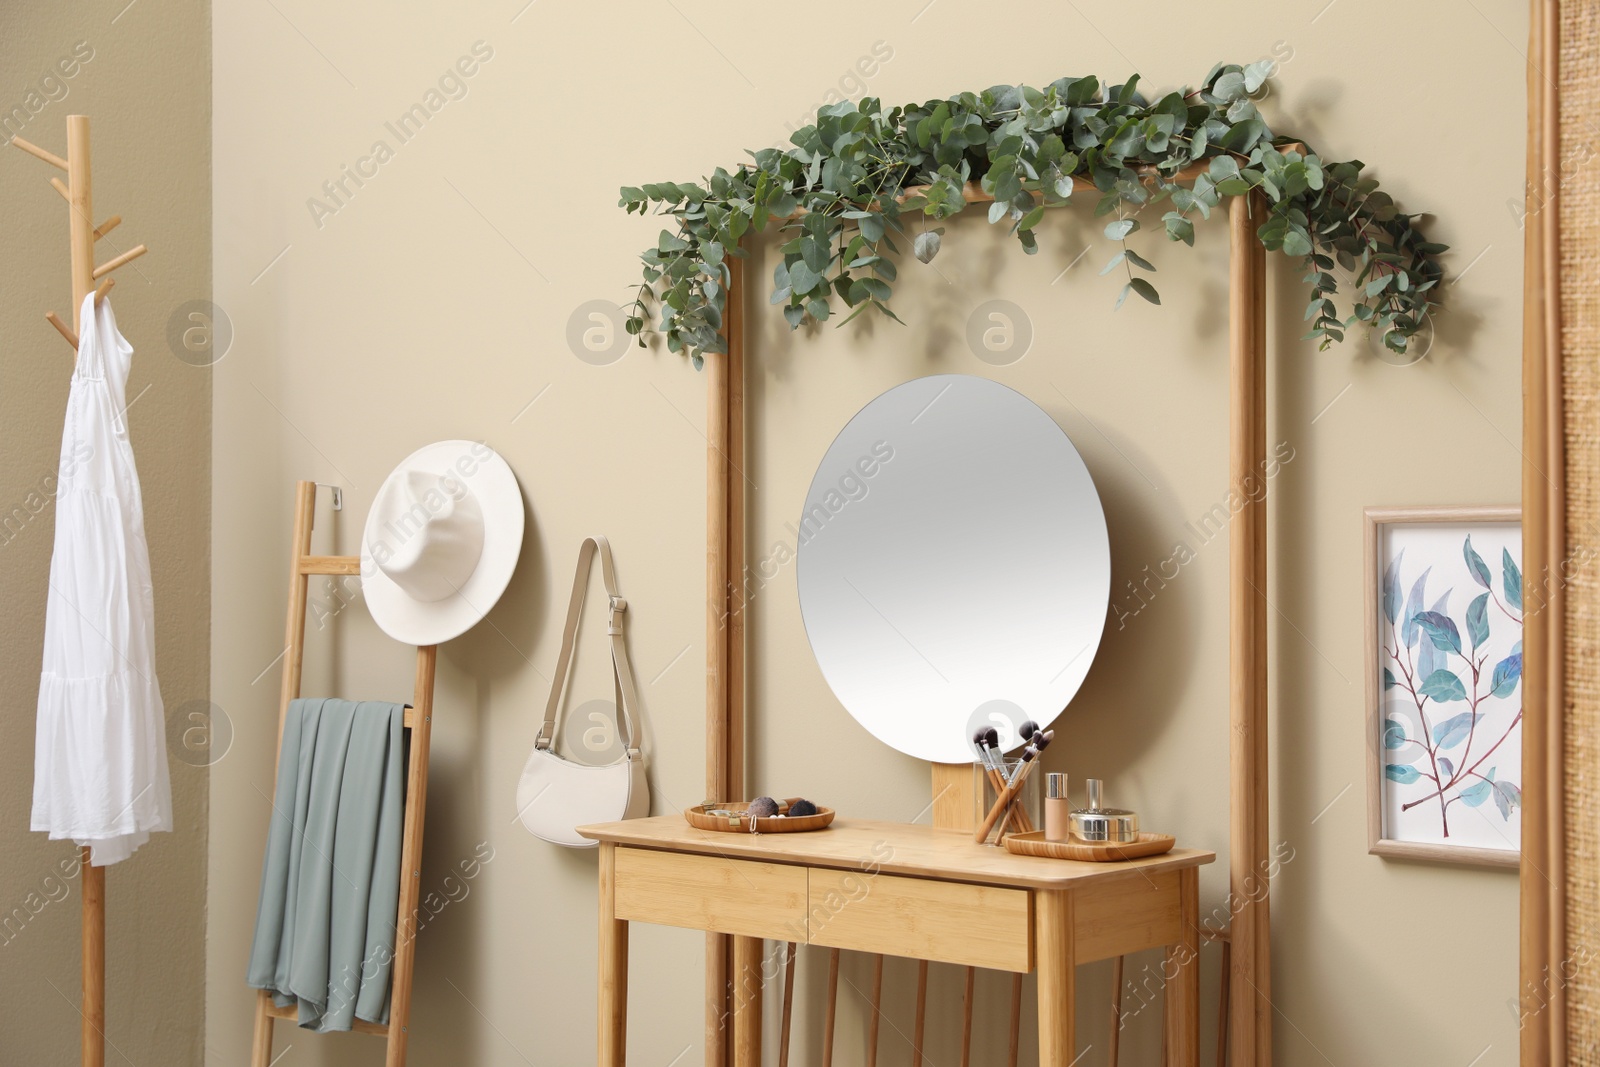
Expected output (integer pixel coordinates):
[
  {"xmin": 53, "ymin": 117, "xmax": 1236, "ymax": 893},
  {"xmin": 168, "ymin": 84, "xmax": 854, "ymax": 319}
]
[{"xmin": 973, "ymin": 758, "xmax": 1040, "ymax": 846}]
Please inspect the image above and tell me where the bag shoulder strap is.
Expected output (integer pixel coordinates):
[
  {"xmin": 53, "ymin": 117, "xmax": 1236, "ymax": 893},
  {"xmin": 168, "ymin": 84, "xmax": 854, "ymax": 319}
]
[{"xmin": 535, "ymin": 536, "xmax": 642, "ymax": 761}]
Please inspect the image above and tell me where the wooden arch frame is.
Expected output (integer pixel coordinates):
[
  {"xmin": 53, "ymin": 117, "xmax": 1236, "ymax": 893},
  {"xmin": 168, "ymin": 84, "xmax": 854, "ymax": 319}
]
[
  {"xmin": 700, "ymin": 167, "xmax": 1279, "ymax": 1064},
  {"xmin": 1520, "ymin": 0, "xmax": 1562, "ymax": 1062}
]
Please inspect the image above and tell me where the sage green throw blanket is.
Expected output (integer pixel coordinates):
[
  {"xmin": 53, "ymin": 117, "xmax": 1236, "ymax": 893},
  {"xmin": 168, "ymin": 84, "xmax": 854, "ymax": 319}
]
[{"xmin": 246, "ymin": 698, "xmax": 407, "ymax": 1032}]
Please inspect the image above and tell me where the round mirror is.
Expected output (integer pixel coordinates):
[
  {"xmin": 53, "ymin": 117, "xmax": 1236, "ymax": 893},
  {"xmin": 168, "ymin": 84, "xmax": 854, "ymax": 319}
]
[{"xmin": 796, "ymin": 374, "xmax": 1111, "ymax": 764}]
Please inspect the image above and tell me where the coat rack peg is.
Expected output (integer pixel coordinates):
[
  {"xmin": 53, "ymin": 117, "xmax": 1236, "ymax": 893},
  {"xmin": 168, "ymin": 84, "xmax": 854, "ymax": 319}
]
[
  {"xmin": 45, "ymin": 311, "xmax": 79, "ymax": 351},
  {"xmin": 94, "ymin": 278, "xmax": 114, "ymax": 305},
  {"xmin": 50, "ymin": 177, "xmax": 70, "ymax": 202},
  {"xmin": 11, "ymin": 135, "xmax": 68, "ymax": 170},
  {"xmin": 93, "ymin": 216, "xmax": 121, "ymax": 241},
  {"xmin": 92, "ymin": 244, "xmax": 147, "ymax": 280}
]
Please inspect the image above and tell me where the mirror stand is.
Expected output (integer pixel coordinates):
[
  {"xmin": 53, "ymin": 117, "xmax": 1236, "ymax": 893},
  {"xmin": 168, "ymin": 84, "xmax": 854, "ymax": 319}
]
[
  {"xmin": 707, "ymin": 188, "xmax": 1274, "ymax": 1066},
  {"xmin": 931, "ymin": 762, "xmax": 977, "ymax": 831}
]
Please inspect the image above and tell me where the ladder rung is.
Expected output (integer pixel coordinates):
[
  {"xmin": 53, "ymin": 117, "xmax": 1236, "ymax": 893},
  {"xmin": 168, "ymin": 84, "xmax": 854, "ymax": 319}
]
[
  {"xmin": 300, "ymin": 555, "xmax": 360, "ymax": 575},
  {"xmin": 263, "ymin": 1000, "xmax": 389, "ymax": 1037}
]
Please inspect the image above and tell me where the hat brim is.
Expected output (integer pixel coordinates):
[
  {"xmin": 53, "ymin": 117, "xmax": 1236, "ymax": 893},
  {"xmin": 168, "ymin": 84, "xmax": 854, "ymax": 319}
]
[{"xmin": 361, "ymin": 440, "xmax": 525, "ymax": 646}]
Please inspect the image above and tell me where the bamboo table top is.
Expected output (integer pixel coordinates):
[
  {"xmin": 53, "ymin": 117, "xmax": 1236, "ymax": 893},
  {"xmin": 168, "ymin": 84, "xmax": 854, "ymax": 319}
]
[{"xmin": 579, "ymin": 815, "xmax": 1214, "ymax": 891}]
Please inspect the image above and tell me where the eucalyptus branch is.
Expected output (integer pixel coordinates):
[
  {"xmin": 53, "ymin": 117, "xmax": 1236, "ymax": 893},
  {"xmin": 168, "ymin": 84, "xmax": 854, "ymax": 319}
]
[
  {"xmin": 1401, "ymin": 709, "xmax": 1523, "ymax": 811},
  {"xmin": 619, "ymin": 62, "xmax": 1446, "ymax": 366}
]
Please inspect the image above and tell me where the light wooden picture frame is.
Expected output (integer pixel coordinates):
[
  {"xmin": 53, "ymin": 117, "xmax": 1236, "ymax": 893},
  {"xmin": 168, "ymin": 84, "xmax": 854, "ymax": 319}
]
[{"xmin": 1364, "ymin": 506, "xmax": 1524, "ymax": 869}]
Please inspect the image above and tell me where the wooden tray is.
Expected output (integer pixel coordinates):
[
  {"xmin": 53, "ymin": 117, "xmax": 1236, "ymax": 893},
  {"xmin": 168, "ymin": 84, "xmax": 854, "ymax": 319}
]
[
  {"xmin": 685, "ymin": 800, "xmax": 835, "ymax": 834},
  {"xmin": 1002, "ymin": 830, "xmax": 1177, "ymax": 862}
]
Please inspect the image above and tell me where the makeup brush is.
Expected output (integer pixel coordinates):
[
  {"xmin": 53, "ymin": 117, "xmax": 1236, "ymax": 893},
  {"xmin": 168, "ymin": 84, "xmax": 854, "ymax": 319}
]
[
  {"xmin": 974, "ymin": 728, "xmax": 1033, "ymax": 833},
  {"xmin": 973, "ymin": 727, "xmax": 1008, "ymax": 796},
  {"xmin": 1005, "ymin": 725, "xmax": 1043, "ymax": 832},
  {"xmin": 1017, "ymin": 720, "xmax": 1040, "ymax": 749},
  {"xmin": 999, "ymin": 730, "xmax": 1051, "ymax": 834},
  {"xmin": 975, "ymin": 745, "xmax": 1038, "ymax": 842}
]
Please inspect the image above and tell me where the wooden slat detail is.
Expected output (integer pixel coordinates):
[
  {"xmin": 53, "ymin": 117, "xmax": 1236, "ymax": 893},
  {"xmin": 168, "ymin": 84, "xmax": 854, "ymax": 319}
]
[
  {"xmin": 264, "ymin": 1000, "xmax": 388, "ymax": 1037},
  {"xmin": 299, "ymin": 554, "xmax": 361, "ymax": 575},
  {"xmin": 807, "ymin": 870, "xmax": 1031, "ymax": 972}
]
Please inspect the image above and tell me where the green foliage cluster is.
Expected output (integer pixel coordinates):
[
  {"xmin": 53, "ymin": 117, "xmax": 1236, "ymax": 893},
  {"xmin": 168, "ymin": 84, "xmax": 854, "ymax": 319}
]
[{"xmin": 620, "ymin": 63, "xmax": 1447, "ymax": 367}]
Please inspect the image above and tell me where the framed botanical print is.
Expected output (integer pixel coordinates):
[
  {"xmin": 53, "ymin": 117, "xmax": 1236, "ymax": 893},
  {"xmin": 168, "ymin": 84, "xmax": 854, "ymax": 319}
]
[{"xmin": 1365, "ymin": 506, "xmax": 1523, "ymax": 869}]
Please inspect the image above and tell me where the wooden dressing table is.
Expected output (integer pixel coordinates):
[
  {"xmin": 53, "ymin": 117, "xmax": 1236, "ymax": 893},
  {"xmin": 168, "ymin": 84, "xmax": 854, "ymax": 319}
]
[{"xmin": 581, "ymin": 814, "xmax": 1215, "ymax": 1066}]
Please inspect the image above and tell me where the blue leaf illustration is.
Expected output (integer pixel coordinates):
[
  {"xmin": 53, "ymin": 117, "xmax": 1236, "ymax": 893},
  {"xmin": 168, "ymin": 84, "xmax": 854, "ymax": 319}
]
[
  {"xmin": 1461, "ymin": 778, "xmax": 1493, "ymax": 807},
  {"xmin": 1384, "ymin": 718, "xmax": 1408, "ymax": 749},
  {"xmin": 1386, "ymin": 764, "xmax": 1422, "ymax": 784},
  {"xmin": 1416, "ymin": 610, "xmax": 1462, "ymax": 654},
  {"xmin": 1401, "ymin": 568, "xmax": 1432, "ymax": 648},
  {"xmin": 1433, "ymin": 709, "xmax": 1477, "ymax": 748},
  {"xmin": 1382, "ymin": 549, "xmax": 1404, "ymax": 625},
  {"xmin": 1493, "ymin": 780, "xmax": 1522, "ymax": 820},
  {"xmin": 1421, "ymin": 670, "xmax": 1468, "ymax": 704},
  {"xmin": 1464, "ymin": 536, "xmax": 1492, "ymax": 589},
  {"xmin": 1383, "ymin": 667, "xmax": 1399, "ymax": 691},
  {"xmin": 1418, "ymin": 592, "xmax": 1450, "ymax": 680},
  {"xmin": 1491, "ymin": 653, "xmax": 1523, "ymax": 698},
  {"xmin": 1440, "ymin": 756, "xmax": 1455, "ymax": 777},
  {"xmin": 1504, "ymin": 548, "xmax": 1523, "ymax": 610},
  {"xmin": 1467, "ymin": 592, "xmax": 1490, "ymax": 650}
]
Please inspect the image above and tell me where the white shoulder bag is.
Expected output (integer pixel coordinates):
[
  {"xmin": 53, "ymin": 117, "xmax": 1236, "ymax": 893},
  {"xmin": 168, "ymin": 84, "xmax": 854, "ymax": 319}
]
[{"xmin": 516, "ymin": 537, "xmax": 649, "ymax": 847}]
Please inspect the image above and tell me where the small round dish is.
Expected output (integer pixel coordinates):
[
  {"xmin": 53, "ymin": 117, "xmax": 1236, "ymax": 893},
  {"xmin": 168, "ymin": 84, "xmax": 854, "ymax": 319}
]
[{"xmin": 685, "ymin": 800, "xmax": 835, "ymax": 834}]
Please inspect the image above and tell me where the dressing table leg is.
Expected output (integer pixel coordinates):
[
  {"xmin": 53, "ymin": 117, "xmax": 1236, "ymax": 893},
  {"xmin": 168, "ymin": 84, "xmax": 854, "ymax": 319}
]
[
  {"xmin": 1163, "ymin": 868, "xmax": 1201, "ymax": 1066},
  {"xmin": 598, "ymin": 843, "xmax": 628, "ymax": 1067},
  {"xmin": 732, "ymin": 935, "xmax": 764, "ymax": 1067},
  {"xmin": 1035, "ymin": 889, "xmax": 1076, "ymax": 1066}
]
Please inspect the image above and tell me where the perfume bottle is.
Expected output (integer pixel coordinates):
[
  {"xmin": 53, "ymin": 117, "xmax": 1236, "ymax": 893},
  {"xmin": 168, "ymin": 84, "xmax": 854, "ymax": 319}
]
[{"xmin": 1070, "ymin": 778, "xmax": 1140, "ymax": 844}]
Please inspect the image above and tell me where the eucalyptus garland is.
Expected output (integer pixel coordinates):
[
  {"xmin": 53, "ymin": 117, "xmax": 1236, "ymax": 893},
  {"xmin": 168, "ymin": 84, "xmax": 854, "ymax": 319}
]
[{"xmin": 620, "ymin": 62, "xmax": 1447, "ymax": 366}]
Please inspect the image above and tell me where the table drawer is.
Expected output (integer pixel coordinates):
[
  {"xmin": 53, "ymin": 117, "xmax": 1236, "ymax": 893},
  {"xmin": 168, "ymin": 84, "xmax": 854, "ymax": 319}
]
[
  {"xmin": 808, "ymin": 869, "xmax": 1032, "ymax": 972},
  {"xmin": 613, "ymin": 847, "xmax": 808, "ymax": 942}
]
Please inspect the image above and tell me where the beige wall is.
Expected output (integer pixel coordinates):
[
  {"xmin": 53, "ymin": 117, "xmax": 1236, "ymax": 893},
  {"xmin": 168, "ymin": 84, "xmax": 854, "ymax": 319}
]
[
  {"xmin": 0, "ymin": 1, "xmax": 211, "ymax": 1064},
  {"xmin": 210, "ymin": 1, "xmax": 1527, "ymax": 1065}
]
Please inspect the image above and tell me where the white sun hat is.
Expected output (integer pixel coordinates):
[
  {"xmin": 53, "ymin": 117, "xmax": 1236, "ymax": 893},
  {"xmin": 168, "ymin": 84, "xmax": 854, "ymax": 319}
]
[{"xmin": 361, "ymin": 440, "xmax": 525, "ymax": 646}]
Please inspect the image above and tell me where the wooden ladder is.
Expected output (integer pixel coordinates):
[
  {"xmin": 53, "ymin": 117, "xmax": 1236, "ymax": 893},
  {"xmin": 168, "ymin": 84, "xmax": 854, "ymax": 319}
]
[{"xmin": 249, "ymin": 480, "xmax": 437, "ymax": 1067}]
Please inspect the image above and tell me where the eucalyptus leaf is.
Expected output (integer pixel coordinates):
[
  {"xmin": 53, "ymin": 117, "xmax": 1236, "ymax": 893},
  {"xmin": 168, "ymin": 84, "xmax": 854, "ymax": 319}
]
[
  {"xmin": 1503, "ymin": 548, "xmax": 1523, "ymax": 610},
  {"xmin": 1491, "ymin": 652, "xmax": 1522, "ymax": 698},
  {"xmin": 1467, "ymin": 592, "xmax": 1490, "ymax": 651},
  {"xmin": 1433, "ymin": 709, "xmax": 1477, "ymax": 749},
  {"xmin": 1460, "ymin": 778, "xmax": 1493, "ymax": 808},
  {"xmin": 1383, "ymin": 717, "xmax": 1407, "ymax": 748},
  {"xmin": 1421, "ymin": 670, "xmax": 1468, "ymax": 705},
  {"xmin": 1104, "ymin": 218, "xmax": 1139, "ymax": 240},
  {"xmin": 1128, "ymin": 278, "xmax": 1160, "ymax": 305},
  {"xmin": 1382, "ymin": 549, "xmax": 1404, "ymax": 625},
  {"xmin": 1415, "ymin": 610, "xmax": 1462, "ymax": 655},
  {"xmin": 1464, "ymin": 536, "xmax": 1492, "ymax": 588},
  {"xmin": 1401, "ymin": 568, "xmax": 1432, "ymax": 648},
  {"xmin": 1213, "ymin": 71, "xmax": 1247, "ymax": 102},
  {"xmin": 1385, "ymin": 764, "xmax": 1422, "ymax": 785},
  {"xmin": 1492, "ymin": 780, "xmax": 1521, "ymax": 820}
]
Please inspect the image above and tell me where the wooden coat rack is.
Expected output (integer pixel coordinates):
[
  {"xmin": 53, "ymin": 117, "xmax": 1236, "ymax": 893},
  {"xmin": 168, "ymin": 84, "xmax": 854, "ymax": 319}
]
[
  {"xmin": 702, "ymin": 158, "xmax": 1279, "ymax": 1065},
  {"xmin": 12, "ymin": 114, "xmax": 150, "ymax": 1067}
]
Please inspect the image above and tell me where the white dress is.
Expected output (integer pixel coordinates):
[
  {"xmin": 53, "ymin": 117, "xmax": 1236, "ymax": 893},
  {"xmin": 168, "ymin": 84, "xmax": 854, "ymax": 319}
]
[{"xmin": 31, "ymin": 293, "xmax": 171, "ymax": 866}]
